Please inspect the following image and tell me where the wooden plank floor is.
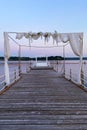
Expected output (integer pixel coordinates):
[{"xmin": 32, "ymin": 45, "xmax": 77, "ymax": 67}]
[{"xmin": 0, "ymin": 69, "xmax": 87, "ymax": 130}]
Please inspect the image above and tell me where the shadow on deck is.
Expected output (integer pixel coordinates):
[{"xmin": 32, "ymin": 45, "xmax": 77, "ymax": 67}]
[{"xmin": 0, "ymin": 68, "xmax": 87, "ymax": 129}]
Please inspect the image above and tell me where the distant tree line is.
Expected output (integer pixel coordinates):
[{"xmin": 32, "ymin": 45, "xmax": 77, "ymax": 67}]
[
  {"xmin": 0, "ymin": 56, "xmax": 87, "ymax": 61},
  {"xmin": 0, "ymin": 56, "xmax": 64, "ymax": 61},
  {"xmin": 37, "ymin": 56, "xmax": 64, "ymax": 61}
]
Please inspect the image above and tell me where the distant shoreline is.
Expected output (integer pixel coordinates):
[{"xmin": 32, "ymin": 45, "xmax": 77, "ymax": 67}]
[{"xmin": 0, "ymin": 56, "xmax": 87, "ymax": 61}]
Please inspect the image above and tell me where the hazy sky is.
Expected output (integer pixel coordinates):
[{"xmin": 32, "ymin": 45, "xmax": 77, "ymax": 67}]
[{"xmin": 0, "ymin": 0, "xmax": 87, "ymax": 57}]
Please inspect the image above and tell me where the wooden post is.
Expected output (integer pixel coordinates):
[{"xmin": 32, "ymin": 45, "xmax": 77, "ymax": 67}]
[
  {"xmin": 14, "ymin": 70, "xmax": 16, "ymax": 81},
  {"xmin": 70, "ymin": 69, "xmax": 72, "ymax": 80},
  {"xmin": 81, "ymin": 69, "xmax": 84, "ymax": 85},
  {"xmin": 78, "ymin": 56, "xmax": 83, "ymax": 84},
  {"xmin": 46, "ymin": 56, "xmax": 48, "ymax": 64},
  {"xmin": 63, "ymin": 46, "xmax": 65, "ymax": 75},
  {"xmin": 36, "ymin": 57, "xmax": 37, "ymax": 66},
  {"xmin": 18, "ymin": 45, "xmax": 21, "ymax": 76},
  {"xmin": 57, "ymin": 60, "xmax": 58, "ymax": 72},
  {"xmin": 4, "ymin": 57, "xmax": 10, "ymax": 85}
]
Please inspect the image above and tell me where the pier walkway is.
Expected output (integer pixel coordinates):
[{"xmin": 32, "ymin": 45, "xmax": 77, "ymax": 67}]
[{"xmin": 0, "ymin": 68, "xmax": 87, "ymax": 129}]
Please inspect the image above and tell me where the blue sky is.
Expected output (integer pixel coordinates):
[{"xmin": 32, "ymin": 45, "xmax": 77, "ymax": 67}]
[{"xmin": 0, "ymin": 0, "xmax": 87, "ymax": 57}]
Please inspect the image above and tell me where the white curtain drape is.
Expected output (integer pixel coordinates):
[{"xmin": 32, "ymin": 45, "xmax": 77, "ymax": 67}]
[
  {"xmin": 59, "ymin": 33, "xmax": 69, "ymax": 43},
  {"xmin": 4, "ymin": 32, "xmax": 10, "ymax": 59},
  {"xmin": 69, "ymin": 33, "xmax": 83, "ymax": 84},
  {"xmin": 16, "ymin": 33, "xmax": 24, "ymax": 40},
  {"xmin": 4, "ymin": 32, "xmax": 10, "ymax": 85},
  {"xmin": 68, "ymin": 33, "xmax": 83, "ymax": 56},
  {"xmin": 16, "ymin": 32, "xmax": 42, "ymax": 40},
  {"xmin": 43, "ymin": 32, "xmax": 51, "ymax": 43},
  {"xmin": 59, "ymin": 33, "xmax": 83, "ymax": 57},
  {"xmin": 52, "ymin": 31, "xmax": 58, "ymax": 44}
]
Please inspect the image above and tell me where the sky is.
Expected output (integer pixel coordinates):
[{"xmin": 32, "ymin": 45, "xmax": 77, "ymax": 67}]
[{"xmin": 0, "ymin": 0, "xmax": 87, "ymax": 57}]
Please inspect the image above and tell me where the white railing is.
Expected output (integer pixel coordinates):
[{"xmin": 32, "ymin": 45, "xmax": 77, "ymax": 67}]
[
  {"xmin": 10, "ymin": 69, "xmax": 20, "ymax": 83},
  {"xmin": 81, "ymin": 71, "xmax": 87, "ymax": 90},
  {"xmin": 0, "ymin": 75, "xmax": 5, "ymax": 91},
  {"xmin": 64, "ymin": 69, "xmax": 78, "ymax": 83},
  {"xmin": 45, "ymin": 61, "xmax": 87, "ymax": 90},
  {"xmin": 50, "ymin": 60, "xmax": 64, "ymax": 74},
  {"xmin": 64, "ymin": 68, "xmax": 87, "ymax": 90},
  {"xmin": 50, "ymin": 60, "xmax": 58, "ymax": 71},
  {"xmin": 0, "ymin": 69, "xmax": 20, "ymax": 92}
]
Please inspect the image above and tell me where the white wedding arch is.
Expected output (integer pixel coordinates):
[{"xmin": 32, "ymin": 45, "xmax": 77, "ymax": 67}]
[{"xmin": 4, "ymin": 31, "xmax": 83, "ymax": 85}]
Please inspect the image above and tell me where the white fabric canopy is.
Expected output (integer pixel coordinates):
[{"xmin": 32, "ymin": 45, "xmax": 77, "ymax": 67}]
[
  {"xmin": 4, "ymin": 31, "xmax": 83, "ymax": 84},
  {"xmin": 15, "ymin": 32, "xmax": 83, "ymax": 57}
]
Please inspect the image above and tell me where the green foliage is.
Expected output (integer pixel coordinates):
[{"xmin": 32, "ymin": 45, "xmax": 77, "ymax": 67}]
[
  {"xmin": 8, "ymin": 56, "xmax": 63, "ymax": 61},
  {"xmin": 1, "ymin": 56, "xmax": 86, "ymax": 61},
  {"xmin": 48, "ymin": 56, "xmax": 64, "ymax": 60},
  {"xmin": 0, "ymin": 57, "xmax": 4, "ymax": 60}
]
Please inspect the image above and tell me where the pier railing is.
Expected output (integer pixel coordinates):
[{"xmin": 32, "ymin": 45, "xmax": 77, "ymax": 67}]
[
  {"xmin": 1, "ymin": 60, "xmax": 86, "ymax": 92},
  {"xmin": 81, "ymin": 71, "xmax": 87, "ymax": 90},
  {"xmin": 0, "ymin": 69, "xmax": 20, "ymax": 92},
  {"xmin": 64, "ymin": 68, "xmax": 87, "ymax": 90},
  {"xmin": 50, "ymin": 60, "xmax": 64, "ymax": 73},
  {"xmin": 10, "ymin": 69, "xmax": 20, "ymax": 83},
  {"xmin": 64, "ymin": 68, "xmax": 78, "ymax": 83},
  {"xmin": 50, "ymin": 60, "xmax": 87, "ymax": 91},
  {"xmin": 0, "ymin": 75, "xmax": 5, "ymax": 91}
]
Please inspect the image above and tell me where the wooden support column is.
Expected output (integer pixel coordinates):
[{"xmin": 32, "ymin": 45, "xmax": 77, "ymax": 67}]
[
  {"xmin": 36, "ymin": 57, "xmax": 37, "ymax": 66},
  {"xmin": 63, "ymin": 45, "xmax": 65, "ymax": 75},
  {"xmin": 18, "ymin": 45, "xmax": 21, "ymax": 76},
  {"xmin": 4, "ymin": 57, "xmax": 10, "ymax": 85},
  {"xmin": 78, "ymin": 56, "xmax": 83, "ymax": 85}
]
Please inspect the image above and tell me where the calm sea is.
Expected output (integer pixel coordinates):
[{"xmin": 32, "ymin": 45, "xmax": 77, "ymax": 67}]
[{"xmin": 0, "ymin": 60, "xmax": 87, "ymax": 76}]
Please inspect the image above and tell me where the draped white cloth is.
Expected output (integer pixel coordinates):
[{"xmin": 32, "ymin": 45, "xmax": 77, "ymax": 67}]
[
  {"xmin": 15, "ymin": 32, "xmax": 83, "ymax": 57},
  {"xmin": 59, "ymin": 33, "xmax": 69, "ymax": 43},
  {"xmin": 4, "ymin": 32, "xmax": 10, "ymax": 59},
  {"xmin": 68, "ymin": 33, "xmax": 83, "ymax": 56},
  {"xmin": 43, "ymin": 32, "xmax": 51, "ymax": 43},
  {"xmin": 16, "ymin": 33, "xmax": 24, "ymax": 40},
  {"xmin": 69, "ymin": 33, "xmax": 83, "ymax": 84},
  {"xmin": 59, "ymin": 32, "xmax": 83, "ymax": 84},
  {"xmin": 52, "ymin": 31, "xmax": 59, "ymax": 44},
  {"xmin": 4, "ymin": 32, "xmax": 10, "ymax": 85},
  {"xmin": 58, "ymin": 33, "xmax": 83, "ymax": 57}
]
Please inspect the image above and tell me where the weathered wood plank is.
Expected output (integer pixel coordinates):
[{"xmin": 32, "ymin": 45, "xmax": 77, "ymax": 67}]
[
  {"xmin": 1, "ymin": 124, "xmax": 87, "ymax": 130},
  {"xmin": 0, "ymin": 69, "xmax": 87, "ymax": 129}
]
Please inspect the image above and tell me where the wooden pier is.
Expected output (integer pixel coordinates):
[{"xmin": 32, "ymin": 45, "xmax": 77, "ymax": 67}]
[{"xmin": 0, "ymin": 68, "xmax": 87, "ymax": 129}]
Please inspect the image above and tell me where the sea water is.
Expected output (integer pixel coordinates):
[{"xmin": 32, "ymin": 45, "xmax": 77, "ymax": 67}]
[{"xmin": 0, "ymin": 60, "xmax": 87, "ymax": 76}]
